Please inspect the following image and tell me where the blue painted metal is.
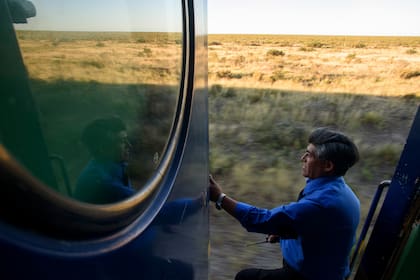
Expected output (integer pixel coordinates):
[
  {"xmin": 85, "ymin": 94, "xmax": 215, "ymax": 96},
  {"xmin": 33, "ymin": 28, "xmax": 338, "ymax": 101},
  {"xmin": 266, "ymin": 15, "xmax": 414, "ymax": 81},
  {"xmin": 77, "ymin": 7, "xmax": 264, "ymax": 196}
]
[
  {"xmin": 0, "ymin": 0, "xmax": 209, "ymax": 279},
  {"xmin": 350, "ymin": 180, "xmax": 390, "ymax": 271},
  {"xmin": 355, "ymin": 105, "xmax": 420, "ymax": 280}
]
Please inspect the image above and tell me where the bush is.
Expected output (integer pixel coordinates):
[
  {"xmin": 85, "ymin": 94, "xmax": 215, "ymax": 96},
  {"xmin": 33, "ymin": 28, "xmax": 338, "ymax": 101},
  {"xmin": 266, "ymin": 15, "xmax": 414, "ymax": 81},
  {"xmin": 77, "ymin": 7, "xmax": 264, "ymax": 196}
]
[
  {"xmin": 354, "ymin": 42, "xmax": 367, "ymax": 48},
  {"xmin": 216, "ymin": 70, "xmax": 243, "ymax": 79},
  {"xmin": 307, "ymin": 41, "xmax": 325, "ymax": 48},
  {"xmin": 359, "ymin": 111, "xmax": 383, "ymax": 128},
  {"xmin": 406, "ymin": 48, "xmax": 417, "ymax": 54},
  {"xmin": 80, "ymin": 60, "xmax": 105, "ymax": 69},
  {"xmin": 209, "ymin": 84, "xmax": 223, "ymax": 96},
  {"xmin": 143, "ymin": 48, "xmax": 152, "ymax": 56},
  {"xmin": 270, "ymin": 70, "xmax": 286, "ymax": 82},
  {"xmin": 299, "ymin": 46, "xmax": 314, "ymax": 52},
  {"xmin": 400, "ymin": 70, "xmax": 420, "ymax": 79},
  {"xmin": 346, "ymin": 53, "xmax": 357, "ymax": 59},
  {"xmin": 266, "ymin": 49, "xmax": 285, "ymax": 56}
]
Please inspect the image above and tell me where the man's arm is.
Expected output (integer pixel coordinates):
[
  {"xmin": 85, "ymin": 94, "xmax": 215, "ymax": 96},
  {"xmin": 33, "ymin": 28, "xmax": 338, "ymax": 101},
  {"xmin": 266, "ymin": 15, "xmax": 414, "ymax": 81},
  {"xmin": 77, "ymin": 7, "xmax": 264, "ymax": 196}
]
[
  {"xmin": 209, "ymin": 175, "xmax": 238, "ymax": 217},
  {"xmin": 209, "ymin": 175, "xmax": 299, "ymax": 238}
]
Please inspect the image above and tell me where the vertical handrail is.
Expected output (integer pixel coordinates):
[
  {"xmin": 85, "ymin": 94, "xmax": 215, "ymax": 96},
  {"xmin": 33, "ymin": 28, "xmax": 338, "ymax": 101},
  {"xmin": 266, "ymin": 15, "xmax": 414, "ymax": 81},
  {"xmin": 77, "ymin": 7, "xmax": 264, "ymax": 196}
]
[{"xmin": 350, "ymin": 180, "xmax": 391, "ymax": 271}]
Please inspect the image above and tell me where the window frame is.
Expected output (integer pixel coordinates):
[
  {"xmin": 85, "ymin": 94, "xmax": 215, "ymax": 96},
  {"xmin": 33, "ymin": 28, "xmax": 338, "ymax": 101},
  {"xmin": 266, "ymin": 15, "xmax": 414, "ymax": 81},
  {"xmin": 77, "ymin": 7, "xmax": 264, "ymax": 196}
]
[{"xmin": 0, "ymin": 0, "xmax": 196, "ymax": 242}]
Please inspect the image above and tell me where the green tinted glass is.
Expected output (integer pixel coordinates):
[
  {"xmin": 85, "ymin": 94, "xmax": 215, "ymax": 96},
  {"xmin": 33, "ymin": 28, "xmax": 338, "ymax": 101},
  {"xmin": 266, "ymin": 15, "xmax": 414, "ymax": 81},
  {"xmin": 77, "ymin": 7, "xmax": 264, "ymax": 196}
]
[{"xmin": 5, "ymin": 0, "xmax": 182, "ymax": 203}]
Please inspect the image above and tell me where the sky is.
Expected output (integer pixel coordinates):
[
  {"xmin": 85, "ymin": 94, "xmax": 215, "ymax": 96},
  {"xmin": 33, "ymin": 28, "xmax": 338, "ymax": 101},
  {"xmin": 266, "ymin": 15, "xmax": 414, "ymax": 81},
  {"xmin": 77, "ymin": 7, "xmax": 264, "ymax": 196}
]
[
  {"xmin": 16, "ymin": 0, "xmax": 420, "ymax": 36},
  {"xmin": 208, "ymin": 0, "xmax": 420, "ymax": 36},
  {"xmin": 16, "ymin": 0, "xmax": 183, "ymax": 32}
]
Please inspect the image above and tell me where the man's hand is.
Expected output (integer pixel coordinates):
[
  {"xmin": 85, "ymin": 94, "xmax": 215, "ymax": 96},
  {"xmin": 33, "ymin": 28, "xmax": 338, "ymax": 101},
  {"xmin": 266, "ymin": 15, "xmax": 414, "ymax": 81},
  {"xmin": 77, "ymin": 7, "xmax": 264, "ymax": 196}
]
[
  {"xmin": 267, "ymin": 235, "xmax": 280, "ymax": 243},
  {"xmin": 209, "ymin": 175, "xmax": 223, "ymax": 202}
]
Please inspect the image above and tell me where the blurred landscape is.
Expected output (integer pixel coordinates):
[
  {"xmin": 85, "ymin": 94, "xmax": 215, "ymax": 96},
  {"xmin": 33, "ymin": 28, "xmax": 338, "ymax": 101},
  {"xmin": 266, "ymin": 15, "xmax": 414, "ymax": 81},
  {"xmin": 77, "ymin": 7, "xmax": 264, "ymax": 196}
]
[
  {"xmin": 207, "ymin": 34, "xmax": 419, "ymax": 280},
  {"xmin": 16, "ymin": 31, "xmax": 420, "ymax": 279}
]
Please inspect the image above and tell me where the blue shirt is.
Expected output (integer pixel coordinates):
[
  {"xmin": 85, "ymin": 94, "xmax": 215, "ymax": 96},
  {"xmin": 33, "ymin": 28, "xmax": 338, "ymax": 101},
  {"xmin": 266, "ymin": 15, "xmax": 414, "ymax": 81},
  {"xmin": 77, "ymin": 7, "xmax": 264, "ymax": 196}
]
[
  {"xmin": 235, "ymin": 176, "xmax": 360, "ymax": 280},
  {"xmin": 74, "ymin": 160, "xmax": 134, "ymax": 203}
]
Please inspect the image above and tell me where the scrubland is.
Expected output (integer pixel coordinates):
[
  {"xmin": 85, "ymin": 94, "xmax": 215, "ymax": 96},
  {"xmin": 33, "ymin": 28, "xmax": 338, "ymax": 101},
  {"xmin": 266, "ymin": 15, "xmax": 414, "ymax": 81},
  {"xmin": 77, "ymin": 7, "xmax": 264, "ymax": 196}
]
[
  {"xmin": 15, "ymin": 31, "xmax": 420, "ymax": 280},
  {"xmin": 207, "ymin": 34, "xmax": 419, "ymax": 280}
]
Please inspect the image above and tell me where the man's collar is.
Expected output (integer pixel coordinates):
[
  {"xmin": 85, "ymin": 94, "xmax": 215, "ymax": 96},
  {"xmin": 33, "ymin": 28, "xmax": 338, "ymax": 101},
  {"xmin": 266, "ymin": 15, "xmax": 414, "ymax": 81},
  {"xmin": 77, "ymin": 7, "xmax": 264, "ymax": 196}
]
[{"xmin": 304, "ymin": 176, "xmax": 343, "ymax": 195}]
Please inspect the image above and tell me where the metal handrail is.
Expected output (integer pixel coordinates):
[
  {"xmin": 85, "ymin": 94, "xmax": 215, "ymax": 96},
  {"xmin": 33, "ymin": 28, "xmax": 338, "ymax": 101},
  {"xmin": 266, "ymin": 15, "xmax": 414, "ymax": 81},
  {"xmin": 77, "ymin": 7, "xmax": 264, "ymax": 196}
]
[{"xmin": 350, "ymin": 180, "xmax": 391, "ymax": 271}]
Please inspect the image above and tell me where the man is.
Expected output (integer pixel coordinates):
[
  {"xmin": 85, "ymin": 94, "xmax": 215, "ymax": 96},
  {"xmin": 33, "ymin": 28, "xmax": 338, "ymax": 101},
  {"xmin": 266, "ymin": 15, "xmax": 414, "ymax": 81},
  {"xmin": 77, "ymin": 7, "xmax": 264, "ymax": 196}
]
[
  {"xmin": 74, "ymin": 117, "xmax": 202, "ymax": 279},
  {"xmin": 209, "ymin": 128, "xmax": 360, "ymax": 280},
  {"xmin": 74, "ymin": 116, "xmax": 134, "ymax": 203}
]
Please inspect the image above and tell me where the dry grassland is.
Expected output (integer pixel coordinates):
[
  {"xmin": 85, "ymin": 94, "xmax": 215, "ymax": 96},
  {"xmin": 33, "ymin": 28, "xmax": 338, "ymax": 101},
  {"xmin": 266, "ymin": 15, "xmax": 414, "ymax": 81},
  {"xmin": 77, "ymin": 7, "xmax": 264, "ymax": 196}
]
[
  {"xmin": 18, "ymin": 32, "xmax": 420, "ymax": 97},
  {"xmin": 208, "ymin": 34, "xmax": 420, "ymax": 96},
  {"xmin": 14, "ymin": 31, "xmax": 420, "ymax": 280},
  {"xmin": 207, "ymin": 34, "xmax": 420, "ymax": 280},
  {"xmin": 17, "ymin": 31, "xmax": 182, "ymax": 85}
]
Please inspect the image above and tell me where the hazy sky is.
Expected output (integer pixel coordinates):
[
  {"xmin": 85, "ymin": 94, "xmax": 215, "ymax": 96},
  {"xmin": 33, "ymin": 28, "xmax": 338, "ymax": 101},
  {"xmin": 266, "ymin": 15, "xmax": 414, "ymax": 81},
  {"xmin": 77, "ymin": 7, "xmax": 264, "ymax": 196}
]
[
  {"xmin": 208, "ymin": 0, "xmax": 420, "ymax": 36},
  {"xmin": 17, "ymin": 0, "xmax": 420, "ymax": 36},
  {"xmin": 17, "ymin": 0, "xmax": 183, "ymax": 32}
]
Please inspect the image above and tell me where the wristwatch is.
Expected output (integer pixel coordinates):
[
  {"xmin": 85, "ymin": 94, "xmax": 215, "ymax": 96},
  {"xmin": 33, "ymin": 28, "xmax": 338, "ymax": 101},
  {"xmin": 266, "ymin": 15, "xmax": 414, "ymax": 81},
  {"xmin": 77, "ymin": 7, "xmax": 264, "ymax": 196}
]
[{"xmin": 215, "ymin": 193, "xmax": 226, "ymax": 210}]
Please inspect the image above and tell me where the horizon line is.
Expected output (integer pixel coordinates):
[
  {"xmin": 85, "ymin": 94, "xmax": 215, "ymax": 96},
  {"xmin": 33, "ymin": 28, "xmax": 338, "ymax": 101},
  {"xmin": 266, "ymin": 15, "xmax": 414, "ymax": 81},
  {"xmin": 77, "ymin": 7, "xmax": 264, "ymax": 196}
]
[
  {"xmin": 14, "ymin": 29, "xmax": 420, "ymax": 37},
  {"xmin": 208, "ymin": 32, "xmax": 420, "ymax": 37}
]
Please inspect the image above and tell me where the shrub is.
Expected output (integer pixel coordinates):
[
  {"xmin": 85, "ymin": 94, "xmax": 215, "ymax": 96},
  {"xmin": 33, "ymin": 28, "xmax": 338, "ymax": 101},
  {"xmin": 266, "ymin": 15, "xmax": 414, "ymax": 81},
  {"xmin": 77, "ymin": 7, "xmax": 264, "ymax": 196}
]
[
  {"xmin": 400, "ymin": 70, "xmax": 420, "ymax": 79},
  {"xmin": 234, "ymin": 55, "xmax": 246, "ymax": 65},
  {"xmin": 80, "ymin": 60, "xmax": 105, "ymax": 69},
  {"xmin": 209, "ymin": 147, "xmax": 234, "ymax": 175},
  {"xmin": 307, "ymin": 41, "xmax": 325, "ymax": 48},
  {"xmin": 402, "ymin": 94, "xmax": 418, "ymax": 101},
  {"xmin": 406, "ymin": 48, "xmax": 417, "ymax": 54},
  {"xmin": 374, "ymin": 144, "xmax": 401, "ymax": 163},
  {"xmin": 354, "ymin": 42, "xmax": 367, "ymax": 48},
  {"xmin": 209, "ymin": 84, "xmax": 223, "ymax": 96},
  {"xmin": 299, "ymin": 46, "xmax": 314, "ymax": 52},
  {"xmin": 346, "ymin": 53, "xmax": 357, "ymax": 61},
  {"xmin": 143, "ymin": 48, "xmax": 152, "ymax": 56},
  {"xmin": 359, "ymin": 111, "xmax": 383, "ymax": 128},
  {"xmin": 222, "ymin": 88, "xmax": 236, "ymax": 98},
  {"xmin": 270, "ymin": 70, "xmax": 285, "ymax": 82},
  {"xmin": 216, "ymin": 70, "xmax": 243, "ymax": 79},
  {"xmin": 266, "ymin": 49, "xmax": 285, "ymax": 56}
]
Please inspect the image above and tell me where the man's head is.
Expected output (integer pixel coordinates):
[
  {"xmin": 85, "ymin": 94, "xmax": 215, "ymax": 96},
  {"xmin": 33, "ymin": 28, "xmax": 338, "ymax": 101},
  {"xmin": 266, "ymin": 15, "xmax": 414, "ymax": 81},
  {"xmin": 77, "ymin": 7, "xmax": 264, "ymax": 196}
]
[
  {"xmin": 81, "ymin": 116, "xmax": 131, "ymax": 162},
  {"xmin": 301, "ymin": 128, "xmax": 359, "ymax": 179}
]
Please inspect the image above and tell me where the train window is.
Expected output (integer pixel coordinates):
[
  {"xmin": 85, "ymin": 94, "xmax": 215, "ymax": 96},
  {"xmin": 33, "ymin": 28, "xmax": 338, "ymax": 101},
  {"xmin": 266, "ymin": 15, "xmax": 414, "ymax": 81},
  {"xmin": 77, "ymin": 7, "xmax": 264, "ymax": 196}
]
[{"xmin": 5, "ymin": 0, "xmax": 183, "ymax": 203}]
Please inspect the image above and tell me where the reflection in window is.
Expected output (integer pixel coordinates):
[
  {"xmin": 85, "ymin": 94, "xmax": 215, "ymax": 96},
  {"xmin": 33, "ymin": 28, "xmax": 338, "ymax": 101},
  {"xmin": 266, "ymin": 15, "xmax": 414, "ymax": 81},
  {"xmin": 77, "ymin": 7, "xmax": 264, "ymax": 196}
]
[{"xmin": 9, "ymin": 0, "xmax": 183, "ymax": 202}]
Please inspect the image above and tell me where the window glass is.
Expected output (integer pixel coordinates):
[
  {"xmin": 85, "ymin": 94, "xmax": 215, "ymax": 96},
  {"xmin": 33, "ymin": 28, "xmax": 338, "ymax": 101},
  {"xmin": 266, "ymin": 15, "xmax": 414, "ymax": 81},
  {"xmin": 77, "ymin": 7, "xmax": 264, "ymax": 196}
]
[{"xmin": 7, "ymin": 0, "xmax": 182, "ymax": 203}]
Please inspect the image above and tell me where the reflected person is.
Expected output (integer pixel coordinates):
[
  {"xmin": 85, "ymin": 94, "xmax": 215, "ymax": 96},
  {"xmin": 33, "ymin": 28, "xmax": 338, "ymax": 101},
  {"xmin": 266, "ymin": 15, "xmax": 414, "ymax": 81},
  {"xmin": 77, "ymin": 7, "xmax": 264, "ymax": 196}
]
[{"xmin": 74, "ymin": 116, "xmax": 134, "ymax": 203}]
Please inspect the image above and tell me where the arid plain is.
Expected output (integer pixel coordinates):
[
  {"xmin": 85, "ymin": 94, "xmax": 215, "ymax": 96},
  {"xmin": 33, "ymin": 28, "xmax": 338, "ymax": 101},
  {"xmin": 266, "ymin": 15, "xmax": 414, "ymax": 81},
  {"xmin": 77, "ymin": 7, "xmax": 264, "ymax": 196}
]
[
  {"xmin": 207, "ymin": 34, "xmax": 419, "ymax": 280},
  {"xmin": 16, "ymin": 31, "xmax": 420, "ymax": 280}
]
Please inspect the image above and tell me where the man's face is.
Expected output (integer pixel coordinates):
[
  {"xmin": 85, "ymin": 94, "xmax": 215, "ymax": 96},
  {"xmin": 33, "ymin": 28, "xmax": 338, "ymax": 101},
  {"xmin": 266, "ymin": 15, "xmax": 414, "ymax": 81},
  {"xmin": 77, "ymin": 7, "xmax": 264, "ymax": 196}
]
[
  {"xmin": 115, "ymin": 131, "xmax": 131, "ymax": 162},
  {"xmin": 300, "ymin": 143, "xmax": 331, "ymax": 179},
  {"xmin": 105, "ymin": 130, "xmax": 131, "ymax": 162}
]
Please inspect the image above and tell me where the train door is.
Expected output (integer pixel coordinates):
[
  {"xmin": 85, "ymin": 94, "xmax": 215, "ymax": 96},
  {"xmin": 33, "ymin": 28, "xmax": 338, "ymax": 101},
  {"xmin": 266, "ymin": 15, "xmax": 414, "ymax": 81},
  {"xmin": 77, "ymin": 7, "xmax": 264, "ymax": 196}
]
[
  {"xmin": 0, "ymin": 0, "xmax": 209, "ymax": 279},
  {"xmin": 353, "ymin": 106, "xmax": 420, "ymax": 279}
]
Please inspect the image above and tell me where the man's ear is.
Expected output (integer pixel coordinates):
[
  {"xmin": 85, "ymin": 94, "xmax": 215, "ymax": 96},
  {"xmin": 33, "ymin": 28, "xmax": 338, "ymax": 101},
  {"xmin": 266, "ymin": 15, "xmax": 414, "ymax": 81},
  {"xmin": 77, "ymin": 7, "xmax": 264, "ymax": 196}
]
[{"xmin": 323, "ymin": 160, "xmax": 334, "ymax": 174}]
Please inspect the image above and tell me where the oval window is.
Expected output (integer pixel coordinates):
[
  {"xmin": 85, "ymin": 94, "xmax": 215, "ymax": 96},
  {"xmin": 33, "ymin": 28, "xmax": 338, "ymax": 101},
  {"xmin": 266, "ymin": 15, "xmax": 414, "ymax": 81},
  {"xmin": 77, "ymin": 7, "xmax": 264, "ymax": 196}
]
[{"xmin": 7, "ymin": 0, "xmax": 183, "ymax": 204}]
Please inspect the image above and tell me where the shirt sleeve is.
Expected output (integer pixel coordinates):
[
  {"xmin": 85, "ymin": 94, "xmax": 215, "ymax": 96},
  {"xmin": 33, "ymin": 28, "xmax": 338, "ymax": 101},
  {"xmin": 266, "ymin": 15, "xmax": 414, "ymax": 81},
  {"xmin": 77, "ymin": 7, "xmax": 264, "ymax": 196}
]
[{"xmin": 235, "ymin": 202, "xmax": 298, "ymax": 238}]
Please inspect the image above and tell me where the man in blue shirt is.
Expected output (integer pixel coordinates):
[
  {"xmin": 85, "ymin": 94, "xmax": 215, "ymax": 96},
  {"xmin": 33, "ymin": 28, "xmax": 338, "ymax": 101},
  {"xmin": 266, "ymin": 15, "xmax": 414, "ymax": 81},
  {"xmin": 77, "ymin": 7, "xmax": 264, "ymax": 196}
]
[
  {"xmin": 209, "ymin": 128, "xmax": 360, "ymax": 280},
  {"xmin": 74, "ymin": 116, "xmax": 134, "ymax": 203}
]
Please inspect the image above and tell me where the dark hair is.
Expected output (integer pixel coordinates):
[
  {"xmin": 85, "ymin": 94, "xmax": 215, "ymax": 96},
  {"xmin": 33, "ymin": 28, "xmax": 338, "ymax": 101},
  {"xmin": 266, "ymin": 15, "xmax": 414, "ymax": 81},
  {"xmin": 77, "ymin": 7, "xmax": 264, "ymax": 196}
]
[
  {"xmin": 308, "ymin": 128, "xmax": 359, "ymax": 176},
  {"xmin": 81, "ymin": 116, "xmax": 126, "ymax": 157}
]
